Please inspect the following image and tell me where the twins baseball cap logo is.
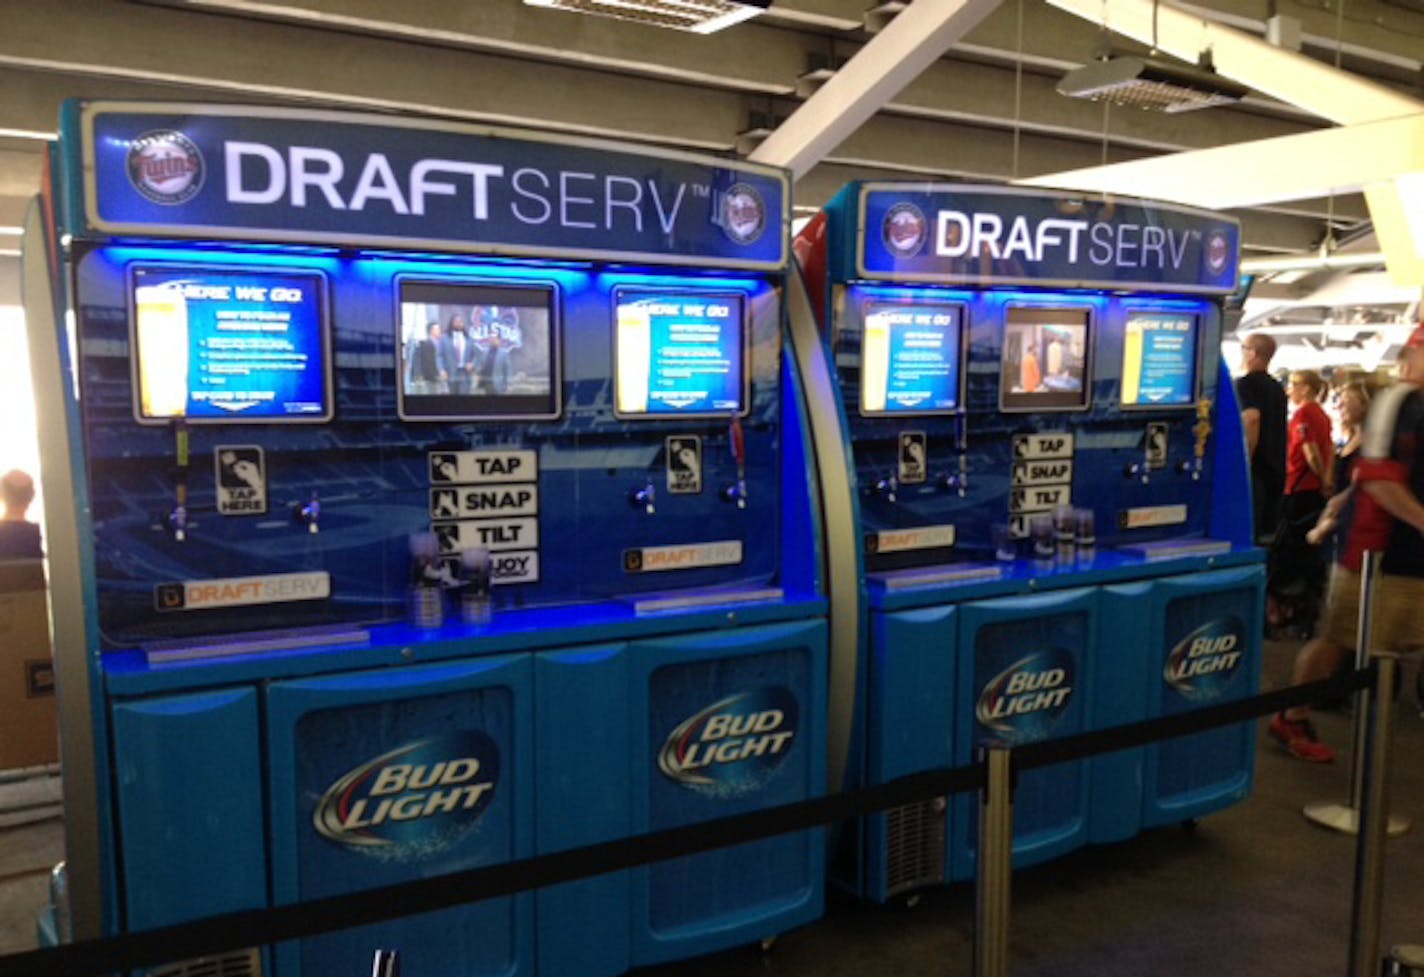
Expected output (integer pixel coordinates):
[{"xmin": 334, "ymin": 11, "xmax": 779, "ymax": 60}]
[
  {"xmin": 1205, "ymin": 229, "xmax": 1231, "ymax": 275},
  {"xmin": 658, "ymin": 686, "xmax": 798, "ymax": 798},
  {"xmin": 1164, "ymin": 616, "xmax": 1245, "ymax": 701},
  {"xmin": 719, "ymin": 183, "xmax": 767, "ymax": 246},
  {"xmin": 975, "ymin": 649, "xmax": 1075, "ymax": 744},
  {"xmin": 313, "ymin": 732, "xmax": 499, "ymax": 859},
  {"xmin": 126, "ymin": 129, "xmax": 205, "ymax": 205},
  {"xmin": 882, "ymin": 202, "xmax": 928, "ymax": 258}
]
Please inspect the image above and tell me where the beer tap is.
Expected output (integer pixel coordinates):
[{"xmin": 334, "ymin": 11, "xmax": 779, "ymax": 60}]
[
  {"xmin": 722, "ymin": 415, "xmax": 748, "ymax": 508},
  {"xmin": 873, "ymin": 473, "xmax": 899, "ymax": 503},
  {"xmin": 299, "ymin": 491, "xmax": 321, "ymax": 533},
  {"xmin": 1191, "ymin": 398, "xmax": 1213, "ymax": 482},
  {"xmin": 168, "ymin": 483, "xmax": 189, "ymax": 542},
  {"xmin": 630, "ymin": 477, "xmax": 656, "ymax": 515},
  {"xmin": 169, "ymin": 422, "xmax": 189, "ymax": 541}
]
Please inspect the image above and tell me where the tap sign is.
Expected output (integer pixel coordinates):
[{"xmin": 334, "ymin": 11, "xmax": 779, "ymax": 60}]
[{"xmin": 215, "ymin": 445, "xmax": 267, "ymax": 515}]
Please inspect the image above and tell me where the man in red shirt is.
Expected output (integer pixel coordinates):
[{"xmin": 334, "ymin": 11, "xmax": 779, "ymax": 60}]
[{"xmin": 1270, "ymin": 323, "xmax": 1424, "ymax": 761}]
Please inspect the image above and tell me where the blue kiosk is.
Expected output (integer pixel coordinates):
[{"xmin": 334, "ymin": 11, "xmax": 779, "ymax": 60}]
[
  {"xmin": 24, "ymin": 100, "xmax": 830, "ymax": 977},
  {"xmin": 794, "ymin": 183, "xmax": 1265, "ymax": 900}
]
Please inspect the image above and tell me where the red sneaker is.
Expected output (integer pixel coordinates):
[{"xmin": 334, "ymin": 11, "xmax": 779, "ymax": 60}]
[{"xmin": 1268, "ymin": 713, "xmax": 1335, "ymax": 763}]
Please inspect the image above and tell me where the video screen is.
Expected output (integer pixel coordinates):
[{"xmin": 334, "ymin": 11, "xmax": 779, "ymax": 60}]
[
  {"xmin": 130, "ymin": 265, "xmax": 331, "ymax": 423},
  {"xmin": 398, "ymin": 280, "xmax": 560, "ymax": 420},
  {"xmin": 1000, "ymin": 307, "xmax": 1091, "ymax": 412},
  {"xmin": 614, "ymin": 290, "xmax": 746, "ymax": 418},
  {"xmin": 859, "ymin": 302, "xmax": 963, "ymax": 415},
  {"xmin": 1121, "ymin": 312, "xmax": 1199, "ymax": 408}
]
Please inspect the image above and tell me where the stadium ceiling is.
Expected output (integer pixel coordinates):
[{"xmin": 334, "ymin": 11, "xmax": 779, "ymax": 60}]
[{"xmin": 0, "ymin": 0, "xmax": 1421, "ymax": 308}]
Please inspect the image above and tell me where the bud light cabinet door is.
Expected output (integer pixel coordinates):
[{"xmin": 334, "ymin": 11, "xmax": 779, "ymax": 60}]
[
  {"xmin": 631, "ymin": 618, "xmax": 828, "ymax": 967},
  {"xmin": 266, "ymin": 653, "xmax": 533, "ymax": 977},
  {"xmin": 952, "ymin": 587, "xmax": 1095, "ymax": 881},
  {"xmin": 1091, "ymin": 580, "xmax": 1153, "ymax": 844},
  {"xmin": 112, "ymin": 687, "xmax": 267, "ymax": 932},
  {"xmin": 534, "ymin": 643, "xmax": 632, "ymax": 977},
  {"xmin": 1142, "ymin": 565, "xmax": 1263, "ymax": 827},
  {"xmin": 864, "ymin": 604, "xmax": 957, "ymax": 902}
]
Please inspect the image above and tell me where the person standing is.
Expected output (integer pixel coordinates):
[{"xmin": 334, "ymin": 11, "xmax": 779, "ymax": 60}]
[
  {"xmin": 441, "ymin": 313, "xmax": 477, "ymax": 395},
  {"xmin": 412, "ymin": 321, "xmax": 448, "ymax": 394},
  {"xmin": 0, "ymin": 469, "xmax": 43, "ymax": 559},
  {"xmin": 1236, "ymin": 333, "xmax": 1288, "ymax": 544},
  {"xmin": 1267, "ymin": 369, "xmax": 1334, "ymax": 634},
  {"xmin": 1270, "ymin": 324, "xmax": 1424, "ymax": 762}
]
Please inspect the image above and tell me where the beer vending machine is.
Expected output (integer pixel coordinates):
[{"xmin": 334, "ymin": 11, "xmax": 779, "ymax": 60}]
[
  {"xmin": 24, "ymin": 101, "xmax": 830, "ymax": 977},
  {"xmin": 794, "ymin": 183, "xmax": 1264, "ymax": 901}
]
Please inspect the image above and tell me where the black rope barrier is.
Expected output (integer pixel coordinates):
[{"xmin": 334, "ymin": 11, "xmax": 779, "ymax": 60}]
[{"xmin": 0, "ymin": 665, "xmax": 1372, "ymax": 977}]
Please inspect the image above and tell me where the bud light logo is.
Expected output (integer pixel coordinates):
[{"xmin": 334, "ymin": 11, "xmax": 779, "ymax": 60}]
[
  {"xmin": 1205, "ymin": 230, "xmax": 1231, "ymax": 275},
  {"xmin": 313, "ymin": 732, "xmax": 498, "ymax": 860},
  {"xmin": 658, "ymin": 687, "xmax": 798, "ymax": 798},
  {"xmin": 882, "ymin": 202, "xmax": 927, "ymax": 257},
  {"xmin": 1164, "ymin": 617, "xmax": 1245, "ymax": 701},
  {"xmin": 126, "ymin": 129, "xmax": 204, "ymax": 205},
  {"xmin": 719, "ymin": 183, "xmax": 767, "ymax": 246},
  {"xmin": 975, "ymin": 650, "xmax": 1075, "ymax": 743}
]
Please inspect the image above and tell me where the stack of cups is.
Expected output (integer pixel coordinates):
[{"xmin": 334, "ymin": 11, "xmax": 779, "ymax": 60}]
[
  {"xmin": 408, "ymin": 531, "xmax": 445, "ymax": 629},
  {"xmin": 461, "ymin": 547, "xmax": 493, "ymax": 625}
]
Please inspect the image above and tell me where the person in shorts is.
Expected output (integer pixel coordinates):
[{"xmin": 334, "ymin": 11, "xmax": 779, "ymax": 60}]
[{"xmin": 1270, "ymin": 323, "xmax": 1424, "ymax": 762}]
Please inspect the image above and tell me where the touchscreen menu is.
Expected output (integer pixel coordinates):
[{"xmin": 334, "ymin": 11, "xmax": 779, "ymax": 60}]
[
  {"xmin": 131, "ymin": 265, "xmax": 330, "ymax": 422},
  {"xmin": 859, "ymin": 302, "xmax": 963, "ymax": 415},
  {"xmin": 614, "ymin": 290, "xmax": 746, "ymax": 417},
  {"xmin": 1121, "ymin": 312, "xmax": 1198, "ymax": 408}
]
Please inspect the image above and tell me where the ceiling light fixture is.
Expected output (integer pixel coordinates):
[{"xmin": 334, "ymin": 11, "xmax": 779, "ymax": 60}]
[
  {"xmin": 522, "ymin": 0, "xmax": 770, "ymax": 34},
  {"xmin": 1057, "ymin": 53, "xmax": 1250, "ymax": 113}
]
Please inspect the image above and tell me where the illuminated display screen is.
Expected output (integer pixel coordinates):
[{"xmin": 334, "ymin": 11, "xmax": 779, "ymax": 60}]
[
  {"xmin": 398, "ymin": 280, "xmax": 560, "ymax": 420},
  {"xmin": 614, "ymin": 290, "xmax": 746, "ymax": 417},
  {"xmin": 1121, "ymin": 312, "xmax": 1199, "ymax": 408},
  {"xmin": 1000, "ymin": 307, "xmax": 1091, "ymax": 412},
  {"xmin": 859, "ymin": 302, "xmax": 963, "ymax": 415},
  {"xmin": 130, "ymin": 265, "xmax": 331, "ymax": 423}
]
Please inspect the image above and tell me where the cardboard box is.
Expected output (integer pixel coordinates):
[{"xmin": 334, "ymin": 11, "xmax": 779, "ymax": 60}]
[{"xmin": 0, "ymin": 559, "xmax": 58, "ymax": 770}]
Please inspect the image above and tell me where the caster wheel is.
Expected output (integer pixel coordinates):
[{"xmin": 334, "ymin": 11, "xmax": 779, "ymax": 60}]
[{"xmin": 759, "ymin": 936, "xmax": 777, "ymax": 954}]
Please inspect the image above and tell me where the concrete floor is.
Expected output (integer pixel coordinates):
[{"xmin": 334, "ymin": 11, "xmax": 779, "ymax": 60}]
[{"xmin": 3, "ymin": 638, "xmax": 1422, "ymax": 976}]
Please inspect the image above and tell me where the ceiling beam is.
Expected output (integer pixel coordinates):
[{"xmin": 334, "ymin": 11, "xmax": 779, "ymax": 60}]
[{"xmin": 749, "ymin": 0, "xmax": 1004, "ymax": 178}]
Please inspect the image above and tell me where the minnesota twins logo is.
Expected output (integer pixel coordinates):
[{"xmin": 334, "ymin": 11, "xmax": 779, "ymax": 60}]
[
  {"xmin": 720, "ymin": 183, "xmax": 766, "ymax": 245},
  {"xmin": 882, "ymin": 202, "xmax": 927, "ymax": 257},
  {"xmin": 126, "ymin": 129, "xmax": 205, "ymax": 205},
  {"xmin": 1205, "ymin": 230, "xmax": 1231, "ymax": 275}
]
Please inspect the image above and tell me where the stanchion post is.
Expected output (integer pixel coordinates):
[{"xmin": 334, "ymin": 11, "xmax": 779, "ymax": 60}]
[
  {"xmin": 975, "ymin": 744, "xmax": 1013, "ymax": 977},
  {"xmin": 1346, "ymin": 553, "xmax": 1380, "ymax": 812},
  {"xmin": 1348, "ymin": 655, "xmax": 1399, "ymax": 977},
  {"xmin": 1304, "ymin": 552, "xmax": 1409, "ymax": 836},
  {"xmin": 370, "ymin": 949, "xmax": 400, "ymax": 977}
]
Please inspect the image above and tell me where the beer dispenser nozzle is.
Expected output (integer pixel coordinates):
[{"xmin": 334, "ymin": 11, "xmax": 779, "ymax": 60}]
[
  {"xmin": 168, "ymin": 500, "xmax": 188, "ymax": 542},
  {"xmin": 631, "ymin": 478, "xmax": 656, "ymax": 515},
  {"xmin": 729, "ymin": 416, "xmax": 747, "ymax": 509},
  {"xmin": 299, "ymin": 492, "xmax": 321, "ymax": 533}
]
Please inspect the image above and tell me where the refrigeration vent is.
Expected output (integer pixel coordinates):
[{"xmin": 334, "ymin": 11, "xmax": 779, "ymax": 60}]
[
  {"xmin": 885, "ymin": 797, "xmax": 947, "ymax": 897},
  {"xmin": 147, "ymin": 947, "xmax": 262, "ymax": 977}
]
